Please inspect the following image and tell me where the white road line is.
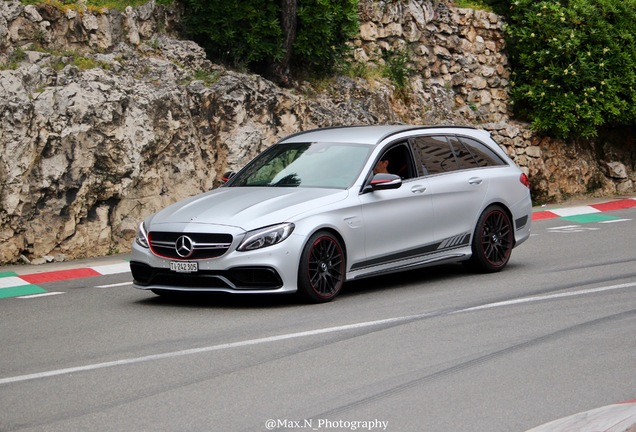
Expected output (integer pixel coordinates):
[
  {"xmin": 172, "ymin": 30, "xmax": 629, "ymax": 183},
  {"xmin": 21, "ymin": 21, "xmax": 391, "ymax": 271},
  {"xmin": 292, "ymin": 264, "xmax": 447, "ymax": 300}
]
[
  {"xmin": 95, "ymin": 282, "xmax": 132, "ymax": 288},
  {"xmin": 17, "ymin": 292, "xmax": 65, "ymax": 299},
  {"xmin": 0, "ymin": 312, "xmax": 435, "ymax": 385},
  {"xmin": 1, "ymin": 281, "xmax": 634, "ymax": 386},
  {"xmin": 599, "ymin": 219, "xmax": 632, "ymax": 224},
  {"xmin": 459, "ymin": 282, "xmax": 636, "ymax": 312}
]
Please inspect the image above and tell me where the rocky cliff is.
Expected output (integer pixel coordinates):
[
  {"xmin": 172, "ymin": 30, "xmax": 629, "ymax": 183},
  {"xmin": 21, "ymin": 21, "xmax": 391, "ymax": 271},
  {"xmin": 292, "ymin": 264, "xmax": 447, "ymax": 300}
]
[{"xmin": 0, "ymin": 0, "xmax": 633, "ymax": 264}]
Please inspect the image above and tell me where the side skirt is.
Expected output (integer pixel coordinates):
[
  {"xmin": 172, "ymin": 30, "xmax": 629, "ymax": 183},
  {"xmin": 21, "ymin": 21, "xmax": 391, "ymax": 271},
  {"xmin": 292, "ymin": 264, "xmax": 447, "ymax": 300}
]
[{"xmin": 347, "ymin": 233, "xmax": 472, "ymax": 280}]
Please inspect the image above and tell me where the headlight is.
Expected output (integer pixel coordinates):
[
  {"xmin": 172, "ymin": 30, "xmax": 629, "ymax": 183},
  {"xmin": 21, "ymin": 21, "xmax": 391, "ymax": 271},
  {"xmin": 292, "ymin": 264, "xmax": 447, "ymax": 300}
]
[
  {"xmin": 237, "ymin": 223, "xmax": 295, "ymax": 251},
  {"xmin": 135, "ymin": 221, "xmax": 150, "ymax": 248}
]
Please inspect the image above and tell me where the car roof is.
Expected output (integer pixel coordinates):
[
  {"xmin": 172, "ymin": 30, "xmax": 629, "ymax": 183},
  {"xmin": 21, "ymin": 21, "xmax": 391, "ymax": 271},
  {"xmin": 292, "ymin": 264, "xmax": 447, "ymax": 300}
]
[{"xmin": 278, "ymin": 125, "xmax": 482, "ymax": 145}]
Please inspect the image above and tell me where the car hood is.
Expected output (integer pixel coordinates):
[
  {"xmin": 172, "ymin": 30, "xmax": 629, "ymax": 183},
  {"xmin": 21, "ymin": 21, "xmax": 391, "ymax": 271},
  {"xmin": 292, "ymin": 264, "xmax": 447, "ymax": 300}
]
[{"xmin": 148, "ymin": 187, "xmax": 349, "ymax": 231}]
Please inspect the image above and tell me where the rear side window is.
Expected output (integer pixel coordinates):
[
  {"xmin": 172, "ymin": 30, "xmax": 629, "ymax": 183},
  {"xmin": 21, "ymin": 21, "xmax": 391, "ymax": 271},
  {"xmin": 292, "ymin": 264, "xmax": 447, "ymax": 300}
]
[
  {"xmin": 411, "ymin": 135, "xmax": 458, "ymax": 175},
  {"xmin": 412, "ymin": 134, "xmax": 507, "ymax": 176},
  {"xmin": 456, "ymin": 136, "xmax": 506, "ymax": 167}
]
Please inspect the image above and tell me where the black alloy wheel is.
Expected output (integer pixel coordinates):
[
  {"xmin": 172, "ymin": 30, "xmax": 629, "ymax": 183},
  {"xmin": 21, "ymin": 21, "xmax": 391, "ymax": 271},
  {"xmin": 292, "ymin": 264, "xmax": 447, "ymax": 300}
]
[
  {"xmin": 467, "ymin": 205, "xmax": 513, "ymax": 273},
  {"xmin": 298, "ymin": 231, "xmax": 345, "ymax": 303}
]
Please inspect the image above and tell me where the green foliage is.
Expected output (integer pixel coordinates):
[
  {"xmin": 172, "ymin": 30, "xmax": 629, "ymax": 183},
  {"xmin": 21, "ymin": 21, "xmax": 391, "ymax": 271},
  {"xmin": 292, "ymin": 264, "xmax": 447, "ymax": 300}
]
[
  {"xmin": 180, "ymin": 0, "xmax": 359, "ymax": 79},
  {"xmin": 504, "ymin": 0, "xmax": 636, "ymax": 140},
  {"xmin": 180, "ymin": 0, "xmax": 283, "ymax": 68},
  {"xmin": 382, "ymin": 48, "xmax": 412, "ymax": 102},
  {"xmin": 292, "ymin": 0, "xmax": 359, "ymax": 75},
  {"xmin": 382, "ymin": 49, "xmax": 410, "ymax": 90},
  {"xmin": 451, "ymin": 0, "xmax": 491, "ymax": 11}
]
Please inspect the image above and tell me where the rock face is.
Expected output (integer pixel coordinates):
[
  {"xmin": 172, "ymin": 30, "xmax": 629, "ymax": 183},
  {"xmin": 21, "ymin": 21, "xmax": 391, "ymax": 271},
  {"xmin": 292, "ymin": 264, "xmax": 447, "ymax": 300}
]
[{"xmin": 0, "ymin": 0, "xmax": 633, "ymax": 264}]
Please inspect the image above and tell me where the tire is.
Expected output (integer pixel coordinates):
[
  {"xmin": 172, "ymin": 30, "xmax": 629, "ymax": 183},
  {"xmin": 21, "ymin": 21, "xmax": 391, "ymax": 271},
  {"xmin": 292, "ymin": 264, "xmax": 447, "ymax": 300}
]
[
  {"xmin": 297, "ymin": 231, "xmax": 346, "ymax": 303},
  {"xmin": 466, "ymin": 205, "xmax": 513, "ymax": 273}
]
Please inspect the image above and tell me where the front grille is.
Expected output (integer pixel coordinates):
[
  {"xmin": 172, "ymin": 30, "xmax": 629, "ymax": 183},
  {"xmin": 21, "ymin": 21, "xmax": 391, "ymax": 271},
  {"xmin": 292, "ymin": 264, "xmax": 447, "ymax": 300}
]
[
  {"xmin": 130, "ymin": 262, "xmax": 283, "ymax": 290},
  {"xmin": 149, "ymin": 231, "xmax": 233, "ymax": 260}
]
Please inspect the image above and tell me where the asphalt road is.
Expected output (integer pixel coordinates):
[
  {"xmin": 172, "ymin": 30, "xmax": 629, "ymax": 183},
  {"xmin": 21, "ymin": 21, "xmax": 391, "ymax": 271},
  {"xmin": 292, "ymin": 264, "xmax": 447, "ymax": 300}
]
[{"xmin": 1, "ymin": 207, "xmax": 635, "ymax": 432}]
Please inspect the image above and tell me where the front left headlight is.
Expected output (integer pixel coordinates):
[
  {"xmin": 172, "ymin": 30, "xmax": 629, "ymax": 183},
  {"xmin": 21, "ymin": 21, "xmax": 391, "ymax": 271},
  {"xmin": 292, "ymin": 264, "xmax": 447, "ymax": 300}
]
[
  {"xmin": 135, "ymin": 221, "xmax": 150, "ymax": 248},
  {"xmin": 237, "ymin": 223, "xmax": 295, "ymax": 252}
]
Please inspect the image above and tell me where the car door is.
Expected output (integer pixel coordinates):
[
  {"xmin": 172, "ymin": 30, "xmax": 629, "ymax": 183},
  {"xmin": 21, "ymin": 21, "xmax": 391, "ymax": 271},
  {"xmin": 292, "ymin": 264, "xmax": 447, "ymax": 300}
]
[
  {"xmin": 356, "ymin": 142, "xmax": 434, "ymax": 272},
  {"xmin": 411, "ymin": 135, "xmax": 490, "ymax": 247}
]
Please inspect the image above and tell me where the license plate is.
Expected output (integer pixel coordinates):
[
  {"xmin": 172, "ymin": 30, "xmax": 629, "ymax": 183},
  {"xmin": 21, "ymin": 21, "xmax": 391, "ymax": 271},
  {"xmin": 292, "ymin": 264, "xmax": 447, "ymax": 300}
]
[{"xmin": 170, "ymin": 261, "xmax": 198, "ymax": 273}]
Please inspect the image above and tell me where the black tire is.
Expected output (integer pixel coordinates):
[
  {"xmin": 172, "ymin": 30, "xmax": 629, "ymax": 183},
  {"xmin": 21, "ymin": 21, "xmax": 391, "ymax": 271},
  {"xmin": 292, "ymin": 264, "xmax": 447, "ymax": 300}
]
[
  {"xmin": 297, "ymin": 231, "xmax": 345, "ymax": 303},
  {"xmin": 466, "ymin": 205, "xmax": 513, "ymax": 273}
]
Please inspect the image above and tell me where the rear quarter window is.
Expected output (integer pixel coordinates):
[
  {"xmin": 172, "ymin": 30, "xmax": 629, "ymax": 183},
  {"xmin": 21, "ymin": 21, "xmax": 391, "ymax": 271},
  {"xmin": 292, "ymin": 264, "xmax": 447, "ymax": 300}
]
[
  {"xmin": 411, "ymin": 135, "xmax": 458, "ymax": 175},
  {"xmin": 456, "ymin": 136, "xmax": 507, "ymax": 167}
]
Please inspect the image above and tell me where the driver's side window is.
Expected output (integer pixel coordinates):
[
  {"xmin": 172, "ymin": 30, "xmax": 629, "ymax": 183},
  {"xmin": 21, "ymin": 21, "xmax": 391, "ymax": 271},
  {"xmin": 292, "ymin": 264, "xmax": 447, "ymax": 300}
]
[{"xmin": 375, "ymin": 143, "xmax": 416, "ymax": 180}]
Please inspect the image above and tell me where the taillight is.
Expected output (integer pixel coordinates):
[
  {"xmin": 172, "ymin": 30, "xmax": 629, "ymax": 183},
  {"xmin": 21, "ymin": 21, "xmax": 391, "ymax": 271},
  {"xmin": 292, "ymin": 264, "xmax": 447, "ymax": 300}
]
[{"xmin": 520, "ymin": 173, "xmax": 530, "ymax": 188}]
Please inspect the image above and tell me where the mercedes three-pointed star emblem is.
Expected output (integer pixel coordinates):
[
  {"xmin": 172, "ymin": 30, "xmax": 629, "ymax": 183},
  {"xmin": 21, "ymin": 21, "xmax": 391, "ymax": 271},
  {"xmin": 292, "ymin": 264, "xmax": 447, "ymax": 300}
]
[{"xmin": 175, "ymin": 235, "xmax": 194, "ymax": 258}]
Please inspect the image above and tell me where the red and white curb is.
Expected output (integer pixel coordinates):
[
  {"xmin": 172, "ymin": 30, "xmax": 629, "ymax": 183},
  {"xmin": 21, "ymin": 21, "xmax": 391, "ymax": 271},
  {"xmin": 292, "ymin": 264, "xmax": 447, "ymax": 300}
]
[
  {"xmin": 532, "ymin": 197, "xmax": 636, "ymax": 220},
  {"xmin": 0, "ymin": 262, "xmax": 130, "ymax": 299}
]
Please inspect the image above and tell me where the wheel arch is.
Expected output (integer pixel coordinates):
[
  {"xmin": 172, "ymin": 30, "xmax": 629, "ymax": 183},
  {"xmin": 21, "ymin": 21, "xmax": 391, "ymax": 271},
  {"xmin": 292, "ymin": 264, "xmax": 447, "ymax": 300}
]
[
  {"xmin": 479, "ymin": 201, "xmax": 516, "ymax": 247},
  {"xmin": 305, "ymin": 226, "xmax": 348, "ymax": 263}
]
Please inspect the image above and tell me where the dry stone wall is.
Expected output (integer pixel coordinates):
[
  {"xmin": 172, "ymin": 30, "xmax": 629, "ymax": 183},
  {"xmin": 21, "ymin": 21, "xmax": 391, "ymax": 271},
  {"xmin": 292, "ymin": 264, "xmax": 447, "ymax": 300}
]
[{"xmin": 0, "ymin": 0, "xmax": 633, "ymax": 264}]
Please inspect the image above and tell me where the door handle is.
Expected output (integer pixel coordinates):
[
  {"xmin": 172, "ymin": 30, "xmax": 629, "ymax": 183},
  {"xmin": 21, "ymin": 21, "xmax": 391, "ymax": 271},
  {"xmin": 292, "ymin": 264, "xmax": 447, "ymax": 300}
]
[
  {"xmin": 411, "ymin": 184, "xmax": 427, "ymax": 193},
  {"xmin": 468, "ymin": 177, "xmax": 483, "ymax": 185}
]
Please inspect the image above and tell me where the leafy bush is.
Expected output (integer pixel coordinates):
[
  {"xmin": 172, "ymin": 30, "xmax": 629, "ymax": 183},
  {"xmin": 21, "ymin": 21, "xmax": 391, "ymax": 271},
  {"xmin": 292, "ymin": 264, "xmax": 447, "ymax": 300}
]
[
  {"xmin": 180, "ymin": 0, "xmax": 359, "ymax": 80},
  {"xmin": 503, "ymin": 0, "xmax": 636, "ymax": 139},
  {"xmin": 180, "ymin": 1, "xmax": 283, "ymax": 69},
  {"xmin": 382, "ymin": 48, "xmax": 412, "ymax": 101},
  {"xmin": 292, "ymin": 0, "xmax": 359, "ymax": 74}
]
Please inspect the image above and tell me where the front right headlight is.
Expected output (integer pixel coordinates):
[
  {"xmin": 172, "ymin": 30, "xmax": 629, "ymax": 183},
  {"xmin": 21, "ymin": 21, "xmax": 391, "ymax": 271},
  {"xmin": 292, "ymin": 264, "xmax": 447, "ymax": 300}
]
[
  {"xmin": 237, "ymin": 223, "xmax": 295, "ymax": 251},
  {"xmin": 135, "ymin": 221, "xmax": 150, "ymax": 248}
]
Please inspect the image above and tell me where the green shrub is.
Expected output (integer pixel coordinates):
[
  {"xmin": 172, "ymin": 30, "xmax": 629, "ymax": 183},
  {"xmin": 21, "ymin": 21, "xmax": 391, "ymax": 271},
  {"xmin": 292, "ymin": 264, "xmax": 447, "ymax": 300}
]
[
  {"xmin": 180, "ymin": 0, "xmax": 283, "ymax": 69},
  {"xmin": 180, "ymin": 0, "xmax": 359, "ymax": 80},
  {"xmin": 504, "ymin": 0, "xmax": 636, "ymax": 140},
  {"xmin": 292, "ymin": 0, "xmax": 359, "ymax": 75},
  {"xmin": 381, "ymin": 48, "xmax": 412, "ymax": 101},
  {"xmin": 382, "ymin": 49, "xmax": 410, "ymax": 90}
]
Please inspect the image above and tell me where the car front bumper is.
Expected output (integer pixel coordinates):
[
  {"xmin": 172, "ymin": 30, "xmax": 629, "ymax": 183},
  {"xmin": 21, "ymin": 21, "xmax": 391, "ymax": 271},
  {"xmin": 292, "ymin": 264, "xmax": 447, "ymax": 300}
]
[{"xmin": 130, "ymin": 233, "xmax": 307, "ymax": 295}]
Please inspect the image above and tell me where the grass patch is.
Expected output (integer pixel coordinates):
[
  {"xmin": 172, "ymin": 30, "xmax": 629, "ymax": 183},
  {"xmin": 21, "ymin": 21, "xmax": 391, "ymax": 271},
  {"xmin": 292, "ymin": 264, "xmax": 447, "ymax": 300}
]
[
  {"xmin": 450, "ymin": 0, "xmax": 492, "ymax": 11},
  {"xmin": 18, "ymin": 0, "xmax": 173, "ymax": 13}
]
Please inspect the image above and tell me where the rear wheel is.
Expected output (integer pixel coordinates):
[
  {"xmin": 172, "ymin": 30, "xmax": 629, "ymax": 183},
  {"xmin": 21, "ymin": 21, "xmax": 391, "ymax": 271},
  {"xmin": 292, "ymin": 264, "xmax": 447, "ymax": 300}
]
[
  {"xmin": 297, "ymin": 231, "xmax": 345, "ymax": 303},
  {"xmin": 467, "ymin": 205, "xmax": 513, "ymax": 273}
]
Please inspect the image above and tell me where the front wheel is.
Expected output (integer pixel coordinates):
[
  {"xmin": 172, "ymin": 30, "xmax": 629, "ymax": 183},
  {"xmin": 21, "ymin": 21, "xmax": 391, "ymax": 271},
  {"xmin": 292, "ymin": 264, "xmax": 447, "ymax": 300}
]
[
  {"xmin": 466, "ymin": 205, "xmax": 513, "ymax": 273},
  {"xmin": 297, "ymin": 231, "xmax": 345, "ymax": 303}
]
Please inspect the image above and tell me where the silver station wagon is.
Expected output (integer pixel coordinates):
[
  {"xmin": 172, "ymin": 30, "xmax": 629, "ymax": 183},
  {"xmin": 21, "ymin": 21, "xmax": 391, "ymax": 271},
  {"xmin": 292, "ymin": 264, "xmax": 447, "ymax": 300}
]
[{"xmin": 130, "ymin": 125, "xmax": 532, "ymax": 302}]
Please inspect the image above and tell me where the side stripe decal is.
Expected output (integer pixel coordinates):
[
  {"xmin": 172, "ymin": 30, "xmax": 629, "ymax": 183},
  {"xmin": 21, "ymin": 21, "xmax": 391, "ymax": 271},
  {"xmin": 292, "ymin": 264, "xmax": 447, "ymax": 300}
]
[{"xmin": 351, "ymin": 232, "xmax": 471, "ymax": 271}]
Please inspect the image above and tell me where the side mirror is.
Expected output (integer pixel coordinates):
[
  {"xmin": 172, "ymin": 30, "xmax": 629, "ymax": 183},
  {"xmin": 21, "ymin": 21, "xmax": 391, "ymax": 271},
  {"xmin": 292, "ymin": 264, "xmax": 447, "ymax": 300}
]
[
  {"xmin": 363, "ymin": 173, "xmax": 402, "ymax": 193},
  {"xmin": 221, "ymin": 171, "xmax": 236, "ymax": 184}
]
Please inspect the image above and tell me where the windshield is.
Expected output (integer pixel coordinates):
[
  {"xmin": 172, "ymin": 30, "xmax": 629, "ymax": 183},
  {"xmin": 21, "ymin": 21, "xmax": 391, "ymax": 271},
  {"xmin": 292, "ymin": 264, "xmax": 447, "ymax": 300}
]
[{"xmin": 228, "ymin": 142, "xmax": 372, "ymax": 189}]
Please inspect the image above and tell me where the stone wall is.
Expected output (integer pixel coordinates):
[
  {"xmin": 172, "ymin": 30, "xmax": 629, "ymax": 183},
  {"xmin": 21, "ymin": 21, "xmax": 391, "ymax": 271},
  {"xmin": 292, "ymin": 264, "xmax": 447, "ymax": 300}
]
[
  {"xmin": 0, "ymin": 0, "xmax": 633, "ymax": 264},
  {"xmin": 354, "ymin": 1, "xmax": 510, "ymax": 123}
]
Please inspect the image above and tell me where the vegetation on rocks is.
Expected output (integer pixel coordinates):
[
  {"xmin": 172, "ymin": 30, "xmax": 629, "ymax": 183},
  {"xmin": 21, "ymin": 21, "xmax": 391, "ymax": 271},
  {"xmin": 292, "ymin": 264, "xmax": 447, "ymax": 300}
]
[
  {"xmin": 178, "ymin": 0, "xmax": 359, "ymax": 85},
  {"xmin": 19, "ymin": 0, "xmax": 172, "ymax": 13},
  {"xmin": 489, "ymin": 0, "xmax": 636, "ymax": 141}
]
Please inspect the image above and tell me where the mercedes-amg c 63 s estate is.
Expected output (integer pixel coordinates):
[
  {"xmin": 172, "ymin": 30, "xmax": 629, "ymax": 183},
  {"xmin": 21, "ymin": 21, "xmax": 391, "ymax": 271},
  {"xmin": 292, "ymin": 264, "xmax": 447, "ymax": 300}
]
[{"xmin": 130, "ymin": 125, "xmax": 532, "ymax": 302}]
